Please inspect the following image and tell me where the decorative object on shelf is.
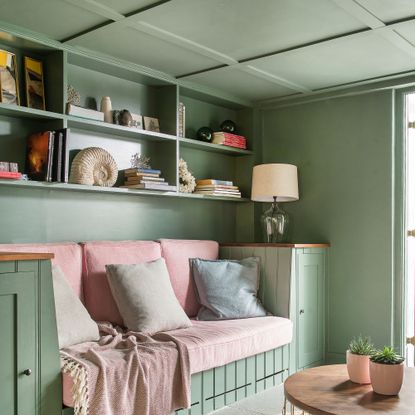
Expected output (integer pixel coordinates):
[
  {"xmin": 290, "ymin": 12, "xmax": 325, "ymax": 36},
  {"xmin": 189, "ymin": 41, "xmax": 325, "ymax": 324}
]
[
  {"xmin": 130, "ymin": 153, "xmax": 151, "ymax": 170},
  {"xmin": 369, "ymin": 347, "xmax": 405, "ymax": 395},
  {"xmin": 26, "ymin": 131, "xmax": 55, "ymax": 182},
  {"xmin": 67, "ymin": 85, "xmax": 81, "ymax": 106},
  {"xmin": 251, "ymin": 163, "xmax": 299, "ymax": 242},
  {"xmin": 0, "ymin": 161, "xmax": 9, "ymax": 171},
  {"xmin": 121, "ymin": 166, "xmax": 176, "ymax": 192},
  {"xmin": 100, "ymin": 96, "xmax": 112, "ymax": 123},
  {"xmin": 9, "ymin": 162, "xmax": 18, "ymax": 172},
  {"xmin": 346, "ymin": 335, "xmax": 375, "ymax": 385},
  {"xmin": 130, "ymin": 113, "xmax": 143, "ymax": 129},
  {"xmin": 0, "ymin": 49, "xmax": 19, "ymax": 105},
  {"xmin": 178, "ymin": 102, "xmax": 185, "ymax": 137},
  {"xmin": 143, "ymin": 116, "xmax": 160, "ymax": 132},
  {"xmin": 66, "ymin": 103, "xmax": 104, "ymax": 121},
  {"xmin": 24, "ymin": 57, "xmax": 45, "ymax": 110},
  {"xmin": 220, "ymin": 119, "xmax": 236, "ymax": 133},
  {"xmin": 194, "ymin": 179, "xmax": 241, "ymax": 198},
  {"xmin": 196, "ymin": 126, "xmax": 214, "ymax": 142},
  {"xmin": 114, "ymin": 109, "xmax": 133, "ymax": 126},
  {"xmin": 178, "ymin": 158, "xmax": 196, "ymax": 193},
  {"xmin": 69, "ymin": 147, "xmax": 118, "ymax": 187},
  {"xmin": 213, "ymin": 132, "xmax": 247, "ymax": 149}
]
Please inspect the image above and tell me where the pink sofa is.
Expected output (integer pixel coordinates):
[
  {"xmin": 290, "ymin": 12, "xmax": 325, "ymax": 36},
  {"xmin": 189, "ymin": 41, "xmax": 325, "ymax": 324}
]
[{"xmin": 0, "ymin": 239, "xmax": 293, "ymax": 410}]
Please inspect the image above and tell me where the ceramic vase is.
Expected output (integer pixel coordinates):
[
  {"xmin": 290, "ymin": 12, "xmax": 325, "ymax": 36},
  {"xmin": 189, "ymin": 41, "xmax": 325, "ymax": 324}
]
[
  {"xmin": 100, "ymin": 96, "xmax": 113, "ymax": 123},
  {"xmin": 369, "ymin": 361, "xmax": 404, "ymax": 395},
  {"xmin": 346, "ymin": 351, "xmax": 371, "ymax": 384}
]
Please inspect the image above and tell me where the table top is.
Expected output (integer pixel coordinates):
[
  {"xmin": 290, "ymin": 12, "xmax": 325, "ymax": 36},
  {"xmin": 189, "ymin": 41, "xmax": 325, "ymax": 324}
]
[{"xmin": 284, "ymin": 364, "xmax": 415, "ymax": 415}]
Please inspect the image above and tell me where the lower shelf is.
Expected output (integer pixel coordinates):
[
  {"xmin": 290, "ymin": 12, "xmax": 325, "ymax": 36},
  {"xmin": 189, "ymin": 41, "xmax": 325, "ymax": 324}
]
[{"xmin": 0, "ymin": 180, "xmax": 250, "ymax": 203}]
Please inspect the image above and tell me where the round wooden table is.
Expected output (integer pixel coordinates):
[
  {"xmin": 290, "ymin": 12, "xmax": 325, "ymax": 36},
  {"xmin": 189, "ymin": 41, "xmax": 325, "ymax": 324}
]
[{"xmin": 283, "ymin": 364, "xmax": 415, "ymax": 415}]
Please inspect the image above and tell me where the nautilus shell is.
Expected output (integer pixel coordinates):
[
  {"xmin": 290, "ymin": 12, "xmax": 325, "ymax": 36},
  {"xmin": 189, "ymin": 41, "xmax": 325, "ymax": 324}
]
[{"xmin": 69, "ymin": 147, "xmax": 118, "ymax": 187}]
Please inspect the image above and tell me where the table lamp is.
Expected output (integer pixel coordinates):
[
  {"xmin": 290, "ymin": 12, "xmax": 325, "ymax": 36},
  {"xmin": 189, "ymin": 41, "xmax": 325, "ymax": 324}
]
[{"xmin": 251, "ymin": 163, "xmax": 299, "ymax": 242}]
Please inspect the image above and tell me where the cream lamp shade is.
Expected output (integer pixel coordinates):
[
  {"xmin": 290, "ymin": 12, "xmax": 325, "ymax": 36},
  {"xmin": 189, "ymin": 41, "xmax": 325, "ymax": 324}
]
[{"xmin": 251, "ymin": 163, "xmax": 299, "ymax": 202}]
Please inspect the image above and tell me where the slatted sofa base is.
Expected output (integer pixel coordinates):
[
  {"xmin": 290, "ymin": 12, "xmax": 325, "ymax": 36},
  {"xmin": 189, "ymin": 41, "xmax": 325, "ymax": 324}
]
[{"xmin": 61, "ymin": 344, "xmax": 289, "ymax": 415}]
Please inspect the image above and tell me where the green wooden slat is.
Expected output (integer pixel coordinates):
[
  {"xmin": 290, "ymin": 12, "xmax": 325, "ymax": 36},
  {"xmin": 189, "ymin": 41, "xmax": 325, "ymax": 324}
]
[
  {"xmin": 202, "ymin": 369, "xmax": 214, "ymax": 414},
  {"xmin": 190, "ymin": 372, "xmax": 202, "ymax": 415},
  {"xmin": 255, "ymin": 353, "xmax": 265, "ymax": 393},
  {"xmin": 245, "ymin": 356, "xmax": 255, "ymax": 397},
  {"xmin": 213, "ymin": 366, "xmax": 225, "ymax": 410},
  {"xmin": 225, "ymin": 362, "xmax": 236, "ymax": 405},
  {"xmin": 236, "ymin": 359, "xmax": 247, "ymax": 401}
]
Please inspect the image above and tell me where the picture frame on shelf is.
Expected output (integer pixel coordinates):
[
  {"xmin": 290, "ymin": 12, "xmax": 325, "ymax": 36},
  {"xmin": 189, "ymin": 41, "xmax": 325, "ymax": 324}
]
[
  {"xmin": 0, "ymin": 49, "xmax": 20, "ymax": 105},
  {"xmin": 131, "ymin": 113, "xmax": 143, "ymax": 129},
  {"xmin": 143, "ymin": 116, "xmax": 160, "ymax": 132},
  {"xmin": 24, "ymin": 56, "xmax": 46, "ymax": 110}
]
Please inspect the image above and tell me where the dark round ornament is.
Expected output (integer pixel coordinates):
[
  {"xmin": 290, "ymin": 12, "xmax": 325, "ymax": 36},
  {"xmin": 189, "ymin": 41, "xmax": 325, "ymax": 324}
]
[
  {"xmin": 220, "ymin": 119, "xmax": 236, "ymax": 133},
  {"xmin": 196, "ymin": 126, "xmax": 214, "ymax": 142}
]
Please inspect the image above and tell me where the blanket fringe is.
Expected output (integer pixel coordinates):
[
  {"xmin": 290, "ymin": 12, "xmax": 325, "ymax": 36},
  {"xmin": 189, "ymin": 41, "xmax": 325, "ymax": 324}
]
[{"xmin": 61, "ymin": 352, "xmax": 90, "ymax": 415}]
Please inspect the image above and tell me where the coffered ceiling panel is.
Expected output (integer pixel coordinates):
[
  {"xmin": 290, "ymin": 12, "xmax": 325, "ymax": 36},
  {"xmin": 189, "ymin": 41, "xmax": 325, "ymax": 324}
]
[
  {"xmin": 68, "ymin": 24, "xmax": 221, "ymax": 76},
  {"xmin": 355, "ymin": 0, "xmax": 415, "ymax": 23},
  {"xmin": 183, "ymin": 67, "xmax": 298, "ymax": 102},
  {"xmin": 93, "ymin": 0, "xmax": 161, "ymax": 16},
  {"xmin": 392, "ymin": 20, "xmax": 415, "ymax": 46},
  {"xmin": 135, "ymin": 0, "xmax": 366, "ymax": 61},
  {"xmin": 0, "ymin": 0, "xmax": 106, "ymax": 40},
  {"xmin": 247, "ymin": 31, "xmax": 415, "ymax": 90}
]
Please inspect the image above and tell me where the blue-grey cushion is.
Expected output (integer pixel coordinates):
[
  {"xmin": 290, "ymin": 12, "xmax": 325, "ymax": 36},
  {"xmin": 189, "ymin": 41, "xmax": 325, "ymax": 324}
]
[{"xmin": 190, "ymin": 257, "xmax": 267, "ymax": 320}]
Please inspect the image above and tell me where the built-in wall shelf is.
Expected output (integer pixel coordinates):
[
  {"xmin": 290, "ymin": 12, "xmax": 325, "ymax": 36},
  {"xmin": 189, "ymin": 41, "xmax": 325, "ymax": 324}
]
[
  {"xmin": 179, "ymin": 137, "xmax": 253, "ymax": 156},
  {"xmin": 0, "ymin": 180, "xmax": 250, "ymax": 202},
  {"xmin": 65, "ymin": 116, "xmax": 177, "ymax": 143},
  {"xmin": 0, "ymin": 26, "xmax": 257, "ymax": 205}
]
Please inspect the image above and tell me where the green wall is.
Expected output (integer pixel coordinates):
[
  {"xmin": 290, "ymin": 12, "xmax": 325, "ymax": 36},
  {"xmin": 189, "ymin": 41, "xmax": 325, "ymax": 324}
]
[
  {"xmin": 0, "ymin": 187, "xmax": 238, "ymax": 243},
  {"xmin": 261, "ymin": 90, "xmax": 396, "ymax": 361}
]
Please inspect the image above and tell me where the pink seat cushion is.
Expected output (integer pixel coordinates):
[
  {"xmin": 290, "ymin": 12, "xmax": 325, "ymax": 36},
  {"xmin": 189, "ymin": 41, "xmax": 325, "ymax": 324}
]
[
  {"xmin": 167, "ymin": 316, "xmax": 293, "ymax": 374},
  {"xmin": 82, "ymin": 241, "xmax": 162, "ymax": 325},
  {"xmin": 159, "ymin": 239, "xmax": 219, "ymax": 317},
  {"xmin": 0, "ymin": 242, "xmax": 83, "ymax": 299},
  {"xmin": 62, "ymin": 316, "xmax": 293, "ymax": 407}
]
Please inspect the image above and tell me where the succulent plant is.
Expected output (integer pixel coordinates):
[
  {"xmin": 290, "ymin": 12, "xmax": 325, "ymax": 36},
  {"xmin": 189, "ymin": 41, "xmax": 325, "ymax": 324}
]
[
  {"xmin": 370, "ymin": 347, "xmax": 405, "ymax": 365},
  {"xmin": 348, "ymin": 335, "xmax": 375, "ymax": 356}
]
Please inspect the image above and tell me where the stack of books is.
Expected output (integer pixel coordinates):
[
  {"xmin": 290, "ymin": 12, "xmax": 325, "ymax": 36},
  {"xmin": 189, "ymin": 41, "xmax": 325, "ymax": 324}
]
[
  {"xmin": 212, "ymin": 132, "xmax": 247, "ymax": 149},
  {"xmin": 25, "ymin": 128, "xmax": 71, "ymax": 183},
  {"xmin": 193, "ymin": 179, "xmax": 241, "ymax": 198},
  {"xmin": 121, "ymin": 168, "xmax": 177, "ymax": 192}
]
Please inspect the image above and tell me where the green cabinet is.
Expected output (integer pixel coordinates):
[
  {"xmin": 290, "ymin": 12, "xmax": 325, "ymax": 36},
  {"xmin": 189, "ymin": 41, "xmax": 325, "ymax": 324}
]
[
  {"xmin": 0, "ymin": 255, "xmax": 62, "ymax": 415},
  {"xmin": 294, "ymin": 248, "xmax": 326, "ymax": 370}
]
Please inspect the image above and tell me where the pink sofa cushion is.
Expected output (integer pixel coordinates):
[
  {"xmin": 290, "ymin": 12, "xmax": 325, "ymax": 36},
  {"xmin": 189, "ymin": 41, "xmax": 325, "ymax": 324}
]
[
  {"xmin": 167, "ymin": 316, "xmax": 293, "ymax": 374},
  {"xmin": 62, "ymin": 316, "xmax": 293, "ymax": 407},
  {"xmin": 0, "ymin": 242, "xmax": 83, "ymax": 299},
  {"xmin": 159, "ymin": 239, "xmax": 219, "ymax": 317},
  {"xmin": 82, "ymin": 241, "xmax": 162, "ymax": 325}
]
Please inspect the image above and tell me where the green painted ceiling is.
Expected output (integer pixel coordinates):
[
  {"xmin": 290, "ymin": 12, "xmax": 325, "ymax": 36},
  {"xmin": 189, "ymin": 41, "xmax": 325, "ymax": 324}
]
[{"xmin": 1, "ymin": 0, "xmax": 415, "ymax": 104}]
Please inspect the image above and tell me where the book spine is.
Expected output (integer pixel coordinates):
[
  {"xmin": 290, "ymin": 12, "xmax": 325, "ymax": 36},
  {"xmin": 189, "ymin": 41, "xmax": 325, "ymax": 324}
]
[
  {"xmin": 0, "ymin": 171, "xmax": 22, "ymax": 179},
  {"xmin": 61, "ymin": 128, "xmax": 70, "ymax": 183},
  {"xmin": 46, "ymin": 132, "xmax": 55, "ymax": 183}
]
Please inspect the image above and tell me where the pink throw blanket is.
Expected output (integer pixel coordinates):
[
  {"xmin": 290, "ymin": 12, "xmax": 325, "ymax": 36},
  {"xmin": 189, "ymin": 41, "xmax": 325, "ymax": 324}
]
[{"xmin": 61, "ymin": 323, "xmax": 191, "ymax": 415}]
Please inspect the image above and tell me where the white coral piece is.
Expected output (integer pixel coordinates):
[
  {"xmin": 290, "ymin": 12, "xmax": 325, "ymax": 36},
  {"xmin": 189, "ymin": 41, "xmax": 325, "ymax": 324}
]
[{"xmin": 179, "ymin": 158, "xmax": 196, "ymax": 193}]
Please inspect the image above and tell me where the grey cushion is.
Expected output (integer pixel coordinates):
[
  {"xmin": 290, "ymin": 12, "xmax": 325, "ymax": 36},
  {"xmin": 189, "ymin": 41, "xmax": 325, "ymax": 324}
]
[
  {"xmin": 105, "ymin": 258, "xmax": 192, "ymax": 334},
  {"xmin": 191, "ymin": 257, "xmax": 267, "ymax": 320},
  {"xmin": 52, "ymin": 265, "xmax": 100, "ymax": 349}
]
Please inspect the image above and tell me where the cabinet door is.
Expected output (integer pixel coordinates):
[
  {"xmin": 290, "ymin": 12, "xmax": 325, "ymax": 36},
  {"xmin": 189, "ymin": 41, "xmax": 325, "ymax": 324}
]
[
  {"xmin": 0, "ymin": 271, "xmax": 37, "ymax": 415},
  {"xmin": 297, "ymin": 252, "xmax": 325, "ymax": 369}
]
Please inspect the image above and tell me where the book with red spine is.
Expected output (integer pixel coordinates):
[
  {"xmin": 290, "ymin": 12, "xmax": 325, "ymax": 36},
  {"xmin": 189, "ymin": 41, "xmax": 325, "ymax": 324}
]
[{"xmin": 0, "ymin": 171, "xmax": 22, "ymax": 180}]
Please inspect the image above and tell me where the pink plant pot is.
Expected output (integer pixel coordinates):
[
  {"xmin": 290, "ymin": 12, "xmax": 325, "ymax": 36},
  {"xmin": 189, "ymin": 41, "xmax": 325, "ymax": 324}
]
[
  {"xmin": 369, "ymin": 361, "xmax": 404, "ymax": 395},
  {"xmin": 346, "ymin": 350, "xmax": 371, "ymax": 384}
]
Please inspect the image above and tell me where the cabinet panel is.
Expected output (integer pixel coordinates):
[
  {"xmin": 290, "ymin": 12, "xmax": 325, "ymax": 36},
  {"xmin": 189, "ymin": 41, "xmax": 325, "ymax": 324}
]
[
  {"xmin": 297, "ymin": 252, "xmax": 325, "ymax": 369},
  {"xmin": 0, "ymin": 272, "xmax": 37, "ymax": 415}
]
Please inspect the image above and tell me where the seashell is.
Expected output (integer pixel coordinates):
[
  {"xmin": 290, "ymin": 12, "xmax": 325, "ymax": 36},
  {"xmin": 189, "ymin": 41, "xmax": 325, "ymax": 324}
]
[{"xmin": 69, "ymin": 147, "xmax": 118, "ymax": 187}]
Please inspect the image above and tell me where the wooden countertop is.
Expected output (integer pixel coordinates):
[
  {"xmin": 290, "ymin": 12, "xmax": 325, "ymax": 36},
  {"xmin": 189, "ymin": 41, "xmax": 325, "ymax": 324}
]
[
  {"xmin": 0, "ymin": 252, "xmax": 54, "ymax": 261},
  {"xmin": 220, "ymin": 243, "xmax": 330, "ymax": 248}
]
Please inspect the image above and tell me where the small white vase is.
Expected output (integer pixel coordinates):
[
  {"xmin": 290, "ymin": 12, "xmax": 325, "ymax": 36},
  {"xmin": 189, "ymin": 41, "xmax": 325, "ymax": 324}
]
[{"xmin": 100, "ymin": 96, "xmax": 112, "ymax": 123}]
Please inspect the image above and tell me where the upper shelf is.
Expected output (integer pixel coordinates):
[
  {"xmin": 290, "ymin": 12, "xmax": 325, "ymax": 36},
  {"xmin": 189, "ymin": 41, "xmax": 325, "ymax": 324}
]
[
  {"xmin": 0, "ymin": 102, "xmax": 64, "ymax": 121},
  {"xmin": 65, "ymin": 115, "xmax": 177, "ymax": 142},
  {"xmin": 179, "ymin": 137, "xmax": 253, "ymax": 156}
]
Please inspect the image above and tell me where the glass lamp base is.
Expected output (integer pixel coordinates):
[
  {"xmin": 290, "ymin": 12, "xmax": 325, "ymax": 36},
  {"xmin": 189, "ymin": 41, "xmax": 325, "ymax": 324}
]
[{"xmin": 261, "ymin": 202, "xmax": 289, "ymax": 243}]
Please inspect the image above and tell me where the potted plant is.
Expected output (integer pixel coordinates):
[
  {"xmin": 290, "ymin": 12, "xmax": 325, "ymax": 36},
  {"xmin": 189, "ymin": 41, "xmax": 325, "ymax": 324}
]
[
  {"xmin": 369, "ymin": 346, "xmax": 405, "ymax": 395},
  {"xmin": 346, "ymin": 335, "xmax": 374, "ymax": 384}
]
